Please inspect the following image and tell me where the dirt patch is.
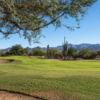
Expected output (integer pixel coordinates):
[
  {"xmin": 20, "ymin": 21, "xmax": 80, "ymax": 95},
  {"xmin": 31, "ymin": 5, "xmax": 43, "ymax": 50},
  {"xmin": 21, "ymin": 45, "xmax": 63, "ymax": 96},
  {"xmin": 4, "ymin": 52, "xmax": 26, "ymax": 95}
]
[
  {"xmin": 0, "ymin": 59, "xmax": 14, "ymax": 63},
  {"xmin": 95, "ymin": 58, "xmax": 100, "ymax": 60},
  {"xmin": 32, "ymin": 92, "xmax": 78, "ymax": 100},
  {"xmin": 32, "ymin": 92, "xmax": 61, "ymax": 100},
  {"xmin": 0, "ymin": 91, "xmax": 46, "ymax": 100},
  {"xmin": 0, "ymin": 91, "xmax": 78, "ymax": 100}
]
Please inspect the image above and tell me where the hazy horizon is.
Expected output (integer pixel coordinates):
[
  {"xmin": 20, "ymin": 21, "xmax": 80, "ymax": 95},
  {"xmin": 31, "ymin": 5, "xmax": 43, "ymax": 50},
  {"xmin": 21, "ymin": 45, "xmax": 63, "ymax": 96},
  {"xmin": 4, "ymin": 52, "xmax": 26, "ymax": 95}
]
[{"xmin": 1, "ymin": 43, "xmax": 100, "ymax": 49}]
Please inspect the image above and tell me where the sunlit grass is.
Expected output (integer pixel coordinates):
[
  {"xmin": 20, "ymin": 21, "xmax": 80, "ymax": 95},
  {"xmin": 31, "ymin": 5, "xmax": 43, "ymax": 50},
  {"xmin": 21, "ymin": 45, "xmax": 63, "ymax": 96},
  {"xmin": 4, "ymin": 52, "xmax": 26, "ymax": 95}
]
[{"xmin": 0, "ymin": 56, "xmax": 100, "ymax": 100}]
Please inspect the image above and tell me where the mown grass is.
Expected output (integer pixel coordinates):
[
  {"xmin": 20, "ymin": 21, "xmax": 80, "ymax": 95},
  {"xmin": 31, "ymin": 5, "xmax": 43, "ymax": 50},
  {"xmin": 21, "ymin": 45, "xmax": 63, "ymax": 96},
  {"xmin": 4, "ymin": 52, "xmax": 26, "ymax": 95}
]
[{"xmin": 0, "ymin": 56, "xmax": 100, "ymax": 100}]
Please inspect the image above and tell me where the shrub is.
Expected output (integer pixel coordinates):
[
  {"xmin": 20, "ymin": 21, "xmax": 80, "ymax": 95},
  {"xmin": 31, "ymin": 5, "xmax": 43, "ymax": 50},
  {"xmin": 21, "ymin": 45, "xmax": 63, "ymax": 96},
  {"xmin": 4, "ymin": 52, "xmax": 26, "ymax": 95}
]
[
  {"xmin": 97, "ymin": 50, "xmax": 100, "ymax": 56},
  {"xmin": 68, "ymin": 47, "xmax": 77, "ymax": 58},
  {"xmin": 78, "ymin": 49, "xmax": 96, "ymax": 59},
  {"xmin": 49, "ymin": 48, "xmax": 62, "ymax": 58},
  {"xmin": 33, "ymin": 48, "xmax": 46, "ymax": 56},
  {"xmin": 5, "ymin": 51, "xmax": 13, "ymax": 56},
  {"xmin": 28, "ymin": 51, "xmax": 33, "ymax": 56},
  {"xmin": 1, "ymin": 52, "xmax": 6, "ymax": 56},
  {"xmin": 72, "ymin": 52, "xmax": 78, "ymax": 59}
]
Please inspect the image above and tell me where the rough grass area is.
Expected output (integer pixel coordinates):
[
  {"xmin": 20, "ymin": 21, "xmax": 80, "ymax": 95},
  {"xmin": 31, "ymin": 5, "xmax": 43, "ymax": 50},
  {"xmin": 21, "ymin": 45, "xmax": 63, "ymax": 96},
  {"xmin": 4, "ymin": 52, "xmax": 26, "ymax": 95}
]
[{"xmin": 0, "ymin": 56, "xmax": 100, "ymax": 100}]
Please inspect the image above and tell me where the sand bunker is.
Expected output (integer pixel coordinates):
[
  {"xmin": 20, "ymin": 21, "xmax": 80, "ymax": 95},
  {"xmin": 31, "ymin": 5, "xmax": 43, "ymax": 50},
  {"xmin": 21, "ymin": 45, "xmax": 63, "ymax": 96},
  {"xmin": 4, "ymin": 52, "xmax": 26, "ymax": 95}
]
[
  {"xmin": 0, "ymin": 59, "xmax": 14, "ymax": 63},
  {"xmin": 0, "ymin": 91, "xmax": 45, "ymax": 100}
]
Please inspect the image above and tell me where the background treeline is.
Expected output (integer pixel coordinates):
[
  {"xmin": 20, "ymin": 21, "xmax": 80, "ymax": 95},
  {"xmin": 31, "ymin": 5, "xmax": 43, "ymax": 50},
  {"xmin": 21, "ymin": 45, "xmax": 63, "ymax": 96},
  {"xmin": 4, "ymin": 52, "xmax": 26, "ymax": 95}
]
[
  {"xmin": 0, "ymin": 45, "xmax": 100, "ymax": 59},
  {"xmin": 0, "ymin": 45, "xmax": 46, "ymax": 57},
  {"xmin": 45, "ymin": 47, "xmax": 98, "ymax": 59}
]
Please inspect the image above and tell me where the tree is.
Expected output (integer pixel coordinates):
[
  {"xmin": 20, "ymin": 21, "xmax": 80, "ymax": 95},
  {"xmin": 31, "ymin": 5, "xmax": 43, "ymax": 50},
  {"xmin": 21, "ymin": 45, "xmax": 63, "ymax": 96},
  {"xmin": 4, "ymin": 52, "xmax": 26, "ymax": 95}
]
[
  {"xmin": 72, "ymin": 52, "xmax": 78, "ymax": 60},
  {"xmin": 0, "ymin": 0, "xmax": 97, "ymax": 43},
  {"xmin": 62, "ymin": 37, "xmax": 68, "ymax": 60},
  {"xmin": 78, "ymin": 49, "xmax": 89, "ymax": 58},
  {"xmin": 78, "ymin": 49, "xmax": 96, "ymax": 59},
  {"xmin": 97, "ymin": 50, "xmax": 100, "ymax": 56},
  {"xmin": 28, "ymin": 51, "xmax": 33, "ymax": 56},
  {"xmin": 0, "ymin": 50, "xmax": 4, "ymax": 56},
  {"xmin": 23, "ymin": 48, "xmax": 28, "ymax": 55},
  {"xmin": 5, "ymin": 51, "xmax": 13, "ymax": 56},
  {"xmin": 50, "ymin": 50, "xmax": 53, "ymax": 59},
  {"xmin": 49, "ymin": 48, "xmax": 62, "ymax": 59},
  {"xmin": 33, "ymin": 48, "xmax": 46, "ymax": 56},
  {"xmin": 68, "ymin": 47, "xmax": 77, "ymax": 59},
  {"xmin": 10, "ymin": 45, "xmax": 24, "ymax": 55}
]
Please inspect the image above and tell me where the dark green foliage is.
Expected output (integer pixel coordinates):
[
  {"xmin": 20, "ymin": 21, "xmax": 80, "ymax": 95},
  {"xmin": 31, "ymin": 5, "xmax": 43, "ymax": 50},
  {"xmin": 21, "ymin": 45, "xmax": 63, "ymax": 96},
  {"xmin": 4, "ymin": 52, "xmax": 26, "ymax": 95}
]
[
  {"xmin": 5, "ymin": 51, "xmax": 13, "ymax": 56},
  {"xmin": 97, "ymin": 50, "xmax": 100, "ymax": 56},
  {"xmin": 72, "ymin": 52, "xmax": 79, "ymax": 60},
  {"xmin": 78, "ymin": 49, "xmax": 89, "ymax": 58},
  {"xmin": 50, "ymin": 50, "xmax": 53, "ymax": 58},
  {"xmin": 78, "ymin": 49, "xmax": 97, "ymax": 59},
  {"xmin": 0, "ymin": 50, "xmax": 4, "ymax": 56},
  {"xmin": 62, "ymin": 37, "xmax": 68, "ymax": 60},
  {"xmin": 10, "ymin": 45, "xmax": 25, "ymax": 55},
  {"xmin": 0, "ymin": 50, "xmax": 1, "ymax": 56},
  {"xmin": 1, "ymin": 52, "xmax": 6, "ymax": 56},
  {"xmin": 83, "ymin": 51, "xmax": 97, "ymax": 59},
  {"xmin": 49, "ymin": 48, "xmax": 62, "ymax": 59},
  {"xmin": 68, "ymin": 47, "xmax": 77, "ymax": 58},
  {"xmin": 28, "ymin": 51, "xmax": 33, "ymax": 56},
  {"xmin": 23, "ymin": 48, "xmax": 28, "ymax": 55},
  {"xmin": 47, "ymin": 45, "xmax": 49, "ymax": 59},
  {"xmin": 33, "ymin": 48, "xmax": 46, "ymax": 56},
  {"xmin": 0, "ymin": 0, "xmax": 97, "ymax": 43}
]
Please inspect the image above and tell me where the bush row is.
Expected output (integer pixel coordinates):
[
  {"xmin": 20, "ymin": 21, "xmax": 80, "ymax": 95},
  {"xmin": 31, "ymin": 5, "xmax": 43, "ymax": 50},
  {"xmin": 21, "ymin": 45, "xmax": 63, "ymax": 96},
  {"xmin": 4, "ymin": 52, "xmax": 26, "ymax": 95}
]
[{"xmin": 0, "ymin": 45, "xmax": 100, "ymax": 59}]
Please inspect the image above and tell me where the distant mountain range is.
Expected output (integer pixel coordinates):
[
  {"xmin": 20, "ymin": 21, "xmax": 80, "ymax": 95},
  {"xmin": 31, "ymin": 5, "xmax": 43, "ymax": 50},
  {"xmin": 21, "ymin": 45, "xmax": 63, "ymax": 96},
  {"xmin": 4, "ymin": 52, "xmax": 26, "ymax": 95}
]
[{"xmin": 1, "ymin": 43, "xmax": 100, "ymax": 52}]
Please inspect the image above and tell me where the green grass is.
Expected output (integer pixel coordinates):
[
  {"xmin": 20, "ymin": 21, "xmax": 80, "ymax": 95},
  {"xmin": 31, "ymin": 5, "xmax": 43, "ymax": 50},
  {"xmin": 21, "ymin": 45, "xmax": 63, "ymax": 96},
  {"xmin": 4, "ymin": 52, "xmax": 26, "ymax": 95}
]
[{"xmin": 0, "ymin": 56, "xmax": 100, "ymax": 100}]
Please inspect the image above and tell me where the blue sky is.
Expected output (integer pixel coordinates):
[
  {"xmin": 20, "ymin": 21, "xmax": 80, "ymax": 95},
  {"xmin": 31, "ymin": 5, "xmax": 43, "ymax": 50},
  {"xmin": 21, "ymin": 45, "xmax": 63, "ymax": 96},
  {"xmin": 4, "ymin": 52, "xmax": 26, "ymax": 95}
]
[{"xmin": 0, "ymin": 0, "xmax": 100, "ymax": 49}]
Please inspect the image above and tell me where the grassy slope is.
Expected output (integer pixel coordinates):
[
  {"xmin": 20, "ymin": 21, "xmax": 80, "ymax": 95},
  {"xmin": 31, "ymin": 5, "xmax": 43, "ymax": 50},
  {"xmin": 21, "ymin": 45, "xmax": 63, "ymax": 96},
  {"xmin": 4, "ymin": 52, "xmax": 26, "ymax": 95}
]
[{"xmin": 0, "ymin": 56, "xmax": 100, "ymax": 100}]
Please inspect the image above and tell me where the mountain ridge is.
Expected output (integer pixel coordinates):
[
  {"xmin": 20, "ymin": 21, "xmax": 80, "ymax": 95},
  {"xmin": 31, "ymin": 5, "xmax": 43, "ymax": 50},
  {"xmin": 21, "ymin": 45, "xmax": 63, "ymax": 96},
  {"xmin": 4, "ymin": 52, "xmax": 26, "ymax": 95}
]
[{"xmin": 1, "ymin": 43, "xmax": 100, "ymax": 52}]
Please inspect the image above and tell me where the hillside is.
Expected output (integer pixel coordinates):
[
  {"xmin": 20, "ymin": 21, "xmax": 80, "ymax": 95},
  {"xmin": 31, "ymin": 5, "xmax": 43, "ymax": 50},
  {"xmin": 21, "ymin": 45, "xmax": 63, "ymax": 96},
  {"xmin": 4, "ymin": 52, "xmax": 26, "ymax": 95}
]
[{"xmin": 1, "ymin": 43, "xmax": 100, "ymax": 52}]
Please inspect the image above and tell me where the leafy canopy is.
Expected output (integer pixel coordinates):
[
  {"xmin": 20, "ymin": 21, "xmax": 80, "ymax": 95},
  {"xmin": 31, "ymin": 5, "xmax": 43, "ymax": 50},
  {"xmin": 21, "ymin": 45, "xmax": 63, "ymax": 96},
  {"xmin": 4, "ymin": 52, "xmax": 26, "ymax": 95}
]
[
  {"xmin": 50, "ymin": 48, "xmax": 62, "ymax": 54},
  {"xmin": 68, "ymin": 47, "xmax": 77, "ymax": 57},
  {"xmin": 97, "ymin": 50, "xmax": 100, "ymax": 56},
  {"xmin": 33, "ymin": 48, "xmax": 46, "ymax": 56},
  {"xmin": 0, "ymin": 0, "xmax": 97, "ymax": 43},
  {"xmin": 49, "ymin": 48, "xmax": 62, "ymax": 58},
  {"xmin": 78, "ymin": 49, "xmax": 96, "ymax": 59},
  {"xmin": 10, "ymin": 44, "xmax": 28, "ymax": 55}
]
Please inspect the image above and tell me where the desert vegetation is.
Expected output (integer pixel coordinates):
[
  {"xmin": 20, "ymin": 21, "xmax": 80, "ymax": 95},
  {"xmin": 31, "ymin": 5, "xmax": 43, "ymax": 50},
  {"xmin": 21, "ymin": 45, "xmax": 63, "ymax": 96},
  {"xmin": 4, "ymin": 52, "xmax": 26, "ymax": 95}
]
[
  {"xmin": 0, "ymin": 44, "xmax": 100, "ymax": 60},
  {"xmin": 0, "ymin": 37, "xmax": 99, "ymax": 60}
]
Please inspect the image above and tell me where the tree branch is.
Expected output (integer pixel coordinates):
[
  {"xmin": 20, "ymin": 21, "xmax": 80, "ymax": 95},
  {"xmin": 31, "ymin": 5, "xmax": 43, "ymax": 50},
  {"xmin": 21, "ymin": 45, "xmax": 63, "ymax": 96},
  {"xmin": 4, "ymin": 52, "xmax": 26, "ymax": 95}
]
[
  {"xmin": 0, "ymin": 30, "xmax": 16, "ymax": 34},
  {"xmin": 0, "ymin": 10, "xmax": 65, "ymax": 33},
  {"xmin": 0, "ymin": 0, "xmax": 85, "ymax": 34}
]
